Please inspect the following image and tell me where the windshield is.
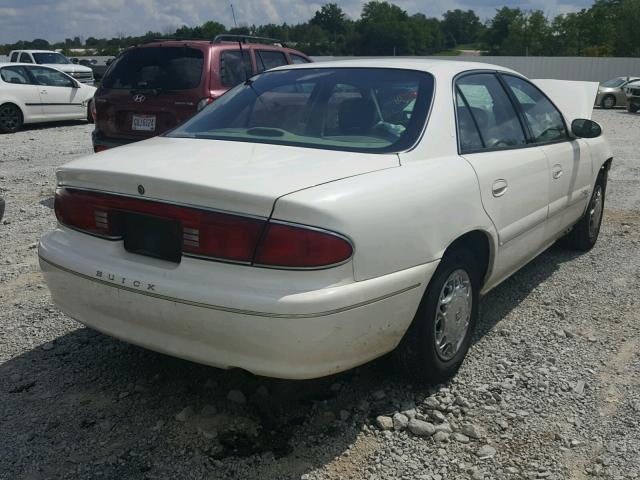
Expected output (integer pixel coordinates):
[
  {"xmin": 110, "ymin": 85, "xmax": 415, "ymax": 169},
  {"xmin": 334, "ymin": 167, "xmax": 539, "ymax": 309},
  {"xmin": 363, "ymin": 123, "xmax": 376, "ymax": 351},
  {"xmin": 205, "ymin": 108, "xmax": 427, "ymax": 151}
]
[
  {"xmin": 102, "ymin": 47, "xmax": 204, "ymax": 90},
  {"xmin": 167, "ymin": 68, "xmax": 434, "ymax": 153},
  {"xmin": 601, "ymin": 78, "xmax": 625, "ymax": 88},
  {"xmin": 33, "ymin": 52, "xmax": 70, "ymax": 65}
]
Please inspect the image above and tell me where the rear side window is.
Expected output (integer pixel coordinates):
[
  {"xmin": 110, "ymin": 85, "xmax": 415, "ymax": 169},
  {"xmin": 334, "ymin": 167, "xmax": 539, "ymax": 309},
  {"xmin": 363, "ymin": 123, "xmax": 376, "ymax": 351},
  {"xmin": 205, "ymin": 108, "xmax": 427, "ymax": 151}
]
[
  {"xmin": 455, "ymin": 90, "xmax": 483, "ymax": 152},
  {"xmin": 102, "ymin": 47, "xmax": 204, "ymax": 90},
  {"xmin": 10, "ymin": 52, "xmax": 19, "ymax": 62},
  {"xmin": 1, "ymin": 66, "xmax": 31, "ymax": 85},
  {"xmin": 220, "ymin": 50, "xmax": 253, "ymax": 87},
  {"xmin": 502, "ymin": 75, "xmax": 567, "ymax": 144},
  {"xmin": 456, "ymin": 73, "xmax": 526, "ymax": 150},
  {"xmin": 256, "ymin": 50, "xmax": 288, "ymax": 73},
  {"xmin": 290, "ymin": 54, "xmax": 310, "ymax": 64},
  {"xmin": 19, "ymin": 53, "xmax": 33, "ymax": 64}
]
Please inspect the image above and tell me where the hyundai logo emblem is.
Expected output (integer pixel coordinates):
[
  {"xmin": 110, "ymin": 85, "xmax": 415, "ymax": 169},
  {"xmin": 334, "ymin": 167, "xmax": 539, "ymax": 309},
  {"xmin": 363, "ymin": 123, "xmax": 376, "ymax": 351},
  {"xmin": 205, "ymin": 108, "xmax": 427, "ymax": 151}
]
[
  {"xmin": 137, "ymin": 185, "xmax": 145, "ymax": 195},
  {"xmin": 133, "ymin": 94, "xmax": 146, "ymax": 103}
]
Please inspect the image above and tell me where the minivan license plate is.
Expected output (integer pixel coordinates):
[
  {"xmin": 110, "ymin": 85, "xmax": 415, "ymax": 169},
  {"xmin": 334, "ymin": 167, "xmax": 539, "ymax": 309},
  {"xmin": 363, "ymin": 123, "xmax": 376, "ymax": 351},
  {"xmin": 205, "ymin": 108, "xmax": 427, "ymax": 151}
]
[{"xmin": 132, "ymin": 115, "xmax": 156, "ymax": 131}]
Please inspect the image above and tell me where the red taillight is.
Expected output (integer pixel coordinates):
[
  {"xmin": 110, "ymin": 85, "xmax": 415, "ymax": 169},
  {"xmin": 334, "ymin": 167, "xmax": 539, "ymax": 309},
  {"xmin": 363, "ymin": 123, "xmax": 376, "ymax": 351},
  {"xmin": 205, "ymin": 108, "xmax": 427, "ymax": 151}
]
[
  {"xmin": 255, "ymin": 222, "xmax": 353, "ymax": 268},
  {"xmin": 54, "ymin": 188, "xmax": 353, "ymax": 268},
  {"xmin": 54, "ymin": 188, "xmax": 117, "ymax": 237}
]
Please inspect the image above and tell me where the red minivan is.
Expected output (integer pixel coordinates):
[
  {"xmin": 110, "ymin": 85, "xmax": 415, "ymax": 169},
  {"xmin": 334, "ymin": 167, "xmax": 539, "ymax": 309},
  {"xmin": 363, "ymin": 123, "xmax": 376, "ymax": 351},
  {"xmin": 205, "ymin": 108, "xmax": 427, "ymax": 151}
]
[{"xmin": 92, "ymin": 35, "xmax": 311, "ymax": 152}]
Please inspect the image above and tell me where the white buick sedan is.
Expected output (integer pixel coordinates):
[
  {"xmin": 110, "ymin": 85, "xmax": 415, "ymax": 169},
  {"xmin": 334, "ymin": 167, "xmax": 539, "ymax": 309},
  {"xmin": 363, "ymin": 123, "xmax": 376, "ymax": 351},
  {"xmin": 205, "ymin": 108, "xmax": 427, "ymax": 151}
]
[
  {"xmin": 0, "ymin": 63, "xmax": 96, "ymax": 133},
  {"xmin": 39, "ymin": 60, "xmax": 611, "ymax": 382}
]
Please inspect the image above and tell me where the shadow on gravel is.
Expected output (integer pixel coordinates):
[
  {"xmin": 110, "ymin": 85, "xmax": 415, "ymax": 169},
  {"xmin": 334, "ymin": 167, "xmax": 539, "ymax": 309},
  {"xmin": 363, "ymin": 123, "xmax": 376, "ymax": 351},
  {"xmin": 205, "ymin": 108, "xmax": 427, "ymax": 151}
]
[
  {"xmin": 0, "ymin": 244, "xmax": 583, "ymax": 479},
  {"xmin": 39, "ymin": 196, "xmax": 54, "ymax": 209},
  {"xmin": 12, "ymin": 120, "xmax": 89, "ymax": 133}
]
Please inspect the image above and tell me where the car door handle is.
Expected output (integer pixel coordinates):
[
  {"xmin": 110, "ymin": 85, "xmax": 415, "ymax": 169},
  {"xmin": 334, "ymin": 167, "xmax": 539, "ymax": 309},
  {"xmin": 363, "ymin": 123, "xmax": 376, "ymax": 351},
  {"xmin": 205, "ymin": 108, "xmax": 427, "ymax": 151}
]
[
  {"xmin": 492, "ymin": 179, "xmax": 508, "ymax": 197},
  {"xmin": 552, "ymin": 165, "xmax": 563, "ymax": 179},
  {"xmin": 40, "ymin": 90, "xmax": 47, "ymax": 95}
]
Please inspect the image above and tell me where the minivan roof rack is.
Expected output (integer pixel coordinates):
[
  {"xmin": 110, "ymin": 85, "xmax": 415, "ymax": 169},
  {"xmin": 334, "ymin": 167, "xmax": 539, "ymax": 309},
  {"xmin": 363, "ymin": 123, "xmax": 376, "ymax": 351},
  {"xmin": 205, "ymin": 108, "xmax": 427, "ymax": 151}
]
[{"xmin": 212, "ymin": 34, "xmax": 285, "ymax": 47}]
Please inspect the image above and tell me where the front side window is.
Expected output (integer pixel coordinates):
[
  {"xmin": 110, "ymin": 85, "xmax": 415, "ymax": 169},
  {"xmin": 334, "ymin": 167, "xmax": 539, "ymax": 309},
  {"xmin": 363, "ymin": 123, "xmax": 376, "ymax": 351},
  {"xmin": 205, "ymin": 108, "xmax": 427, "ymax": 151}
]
[
  {"xmin": 256, "ymin": 50, "xmax": 288, "ymax": 73},
  {"xmin": 503, "ymin": 75, "xmax": 567, "ymax": 144},
  {"xmin": 102, "ymin": 47, "xmax": 204, "ymax": 90},
  {"xmin": 32, "ymin": 52, "xmax": 70, "ymax": 65},
  {"xmin": 1, "ymin": 66, "xmax": 31, "ymax": 85},
  {"xmin": 456, "ymin": 73, "xmax": 526, "ymax": 150},
  {"xmin": 28, "ymin": 66, "xmax": 75, "ymax": 88},
  {"xmin": 19, "ymin": 53, "xmax": 33, "ymax": 64},
  {"xmin": 168, "ymin": 67, "xmax": 434, "ymax": 154},
  {"xmin": 220, "ymin": 50, "xmax": 253, "ymax": 87}
]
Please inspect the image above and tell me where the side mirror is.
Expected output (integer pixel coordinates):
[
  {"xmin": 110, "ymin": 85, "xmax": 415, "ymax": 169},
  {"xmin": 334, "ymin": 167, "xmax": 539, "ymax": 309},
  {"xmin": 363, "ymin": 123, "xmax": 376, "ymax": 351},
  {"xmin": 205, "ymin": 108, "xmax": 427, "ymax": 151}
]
[
  {"xmin": 71, "ymin": 81, "xmax": 80, "ymax": 89},
  {"xmin": 571, "ymin": 118, "xmax": 602, "ymax": 138}
]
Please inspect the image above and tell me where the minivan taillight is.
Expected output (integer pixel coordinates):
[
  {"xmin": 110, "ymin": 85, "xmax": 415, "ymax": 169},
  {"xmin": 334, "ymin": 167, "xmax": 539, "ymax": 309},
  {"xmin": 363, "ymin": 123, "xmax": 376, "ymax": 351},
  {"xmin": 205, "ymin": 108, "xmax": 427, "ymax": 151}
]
[
  {"xmin": 196, "ymin": 97, "xmax": 215, "ymax": 111},
  {"xmin": 54, "ymin": 188, "xmax": 353, "ymax": 269}
]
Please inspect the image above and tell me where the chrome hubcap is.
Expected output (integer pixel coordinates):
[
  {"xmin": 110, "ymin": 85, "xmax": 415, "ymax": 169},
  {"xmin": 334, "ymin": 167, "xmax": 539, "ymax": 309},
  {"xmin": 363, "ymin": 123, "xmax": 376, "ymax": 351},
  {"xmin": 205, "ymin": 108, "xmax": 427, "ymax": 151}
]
[
  {"xmin": 588, "ymin": 185, "xmax": 603, "ymax": 239},
  {"xmin": 434, "ymin": 269, "xmax": 472, "ymax": 361}
]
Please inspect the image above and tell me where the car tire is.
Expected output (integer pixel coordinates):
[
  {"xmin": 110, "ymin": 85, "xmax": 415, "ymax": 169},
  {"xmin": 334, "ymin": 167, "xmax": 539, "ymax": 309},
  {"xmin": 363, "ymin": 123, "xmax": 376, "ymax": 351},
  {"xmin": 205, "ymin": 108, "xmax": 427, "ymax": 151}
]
[
  {"xmin": 601, "ymin": 95, "xmax": 616, "ymax": 109},
  {"xmin": 628, "ymin": 103, "xmax": 639, "ymax": 113},
  {"xmin": 0, "ymin": 196, "xmax": 4, "ymax": 222},
  {"xmin": 396, "ymin": 248, "xmax": 480, "ymax": 384},
  {"xmin": 87, "ymin": 101, "xmax": 94, "ymax": 124},
  {"xmin": 0, "ymin": 103, "xmax": 23, "ymax": 134},
  {"xmin": 559, "ymin": 172, "xmax": 606, "ymax": 252}
]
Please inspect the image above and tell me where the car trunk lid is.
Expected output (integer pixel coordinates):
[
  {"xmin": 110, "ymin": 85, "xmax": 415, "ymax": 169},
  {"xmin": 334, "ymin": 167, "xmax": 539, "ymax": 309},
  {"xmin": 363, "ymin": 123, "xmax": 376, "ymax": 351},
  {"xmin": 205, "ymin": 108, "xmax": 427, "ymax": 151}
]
[{"xmin": 56, "ymin": 136, "xmax": 400, "ymax": 217}]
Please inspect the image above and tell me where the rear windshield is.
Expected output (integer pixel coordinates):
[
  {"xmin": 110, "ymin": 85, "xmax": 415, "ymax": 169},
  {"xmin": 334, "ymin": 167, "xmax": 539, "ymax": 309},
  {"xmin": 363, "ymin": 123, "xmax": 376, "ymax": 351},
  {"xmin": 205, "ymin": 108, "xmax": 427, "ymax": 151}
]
[
  {"xmin": 167, "ymin": 68, "xmax": 434, "ymax": 154},
  {"xmin": 33, "ymin": 52, "xmax": 70, "ymax": 64},
  {"xmin": 102, "ymin": 47, "xmax": 204, "ymax": 90}
]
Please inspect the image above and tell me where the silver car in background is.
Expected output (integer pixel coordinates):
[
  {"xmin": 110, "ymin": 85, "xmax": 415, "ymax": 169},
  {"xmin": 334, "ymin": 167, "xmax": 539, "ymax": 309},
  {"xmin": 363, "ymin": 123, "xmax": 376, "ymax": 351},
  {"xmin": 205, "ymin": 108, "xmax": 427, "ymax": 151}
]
[{"xmin": 595, "ymin": 76, "xmax": 640, "ymax": 109}]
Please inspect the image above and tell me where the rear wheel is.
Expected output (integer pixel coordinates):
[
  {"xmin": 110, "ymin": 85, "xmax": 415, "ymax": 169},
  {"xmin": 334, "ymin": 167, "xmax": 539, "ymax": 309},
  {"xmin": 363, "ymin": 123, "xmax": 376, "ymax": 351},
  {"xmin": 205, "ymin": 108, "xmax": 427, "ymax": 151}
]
[
  {"xmin": 0, "ymin": 103, "xmax": 23, "ymax": 133},
  {"xmin": 396, "ymin": 249, "xmax": 480, "ymax": 383},
  {"xmin": 87, "ymin": 100, "xmax": 94, "ymax": 124},
  {"xmin": 560, "ymin": 173, "xmax": 606, "ymax": 251},
  {"xmin": 601, "ymin": 95, "xmax": 616, "ymax": 109}
]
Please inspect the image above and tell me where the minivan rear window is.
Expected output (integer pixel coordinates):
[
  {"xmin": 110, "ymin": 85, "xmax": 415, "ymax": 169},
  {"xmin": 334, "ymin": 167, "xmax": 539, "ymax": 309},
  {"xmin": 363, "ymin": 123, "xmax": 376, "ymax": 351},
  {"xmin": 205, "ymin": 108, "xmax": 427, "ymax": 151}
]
[{"xmin": 102, "ymin": 47, "xmax": 204, "ymax": 90}]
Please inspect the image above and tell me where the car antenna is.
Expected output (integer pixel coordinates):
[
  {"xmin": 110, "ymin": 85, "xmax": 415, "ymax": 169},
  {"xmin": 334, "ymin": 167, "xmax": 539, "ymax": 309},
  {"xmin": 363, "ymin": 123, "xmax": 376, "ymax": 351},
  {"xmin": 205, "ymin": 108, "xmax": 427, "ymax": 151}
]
[{"xmin": 237, "ymin": 39, "xmax": 251, "ymax": 84}]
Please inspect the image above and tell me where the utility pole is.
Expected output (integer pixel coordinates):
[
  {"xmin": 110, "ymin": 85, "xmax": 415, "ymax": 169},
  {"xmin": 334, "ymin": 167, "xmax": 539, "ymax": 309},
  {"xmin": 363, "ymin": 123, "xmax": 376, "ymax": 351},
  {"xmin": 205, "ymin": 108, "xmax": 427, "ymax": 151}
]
[{"xmin": 230, "ymin": 4, "xmax": 238, "ymax": 28}]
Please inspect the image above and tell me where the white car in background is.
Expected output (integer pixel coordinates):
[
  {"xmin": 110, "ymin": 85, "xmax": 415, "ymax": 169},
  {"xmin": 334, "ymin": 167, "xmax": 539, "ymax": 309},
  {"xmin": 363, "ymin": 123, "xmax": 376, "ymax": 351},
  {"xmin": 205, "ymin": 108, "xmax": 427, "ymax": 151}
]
[
  {"xmin": 9, "ymin": 50, "xmax": 95, "ymax": 85},
  {"xmin": 0, "ymin": 63, "xmax": 96, "ymax": 133},
  {"xmin": 39, "ymin": 59, "xmax": 611, "ymax": 382}
]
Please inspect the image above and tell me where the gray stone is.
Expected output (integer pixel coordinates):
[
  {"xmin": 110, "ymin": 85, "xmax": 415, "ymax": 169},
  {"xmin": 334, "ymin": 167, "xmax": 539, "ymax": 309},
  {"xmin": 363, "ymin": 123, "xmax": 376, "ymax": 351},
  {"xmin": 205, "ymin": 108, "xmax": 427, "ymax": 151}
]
[
  {"xmin": 408, "ymin": 419, "xmax": 435, "ymax": 437},
  {"xmin": 175, "ymin": 406, "xmax": 194, "ymax": 422},
  {"xmin": 452, "ymin": 433, "xmax": 470, "ymax": 443},
  {"xmin": 227, "ymin": 390, "xmax": 246, "ymax": 404},
  {"xmin": 376, "ymin": 415, "xmax": 393, "ymax": 431},
  {"xmin": 476, "ymin": 445, "xmax": 497, "ymax": 459},
  {"xmin": 433, "ymin": 431, "xmax": 450, "ymax": 442},
  {"xmin": 392, "ymin": 412, "xmax": 409, "ymax": 431}
]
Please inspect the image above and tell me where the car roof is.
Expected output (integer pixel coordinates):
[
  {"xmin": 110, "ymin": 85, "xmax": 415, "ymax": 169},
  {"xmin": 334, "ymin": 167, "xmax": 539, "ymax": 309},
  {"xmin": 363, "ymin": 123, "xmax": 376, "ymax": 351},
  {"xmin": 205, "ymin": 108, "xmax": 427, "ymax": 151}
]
[
  {"xmin": 128, "ymin": 39, "xmax": 306, "ymax": 54},
  {"xmin": 268, "ymin": 57, "xmax": 519, "ymax": 77}
]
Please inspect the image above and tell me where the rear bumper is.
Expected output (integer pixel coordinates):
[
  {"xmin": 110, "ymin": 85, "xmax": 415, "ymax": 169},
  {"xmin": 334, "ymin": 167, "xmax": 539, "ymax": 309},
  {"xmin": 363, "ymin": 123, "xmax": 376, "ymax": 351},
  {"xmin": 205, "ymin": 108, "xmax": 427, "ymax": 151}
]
[
  {"xmin": 39, "ymin": 227, "xmax": 436, "ymax": 379},
  {"xmin": 91, "ymin": 129, "xmax": 139, "ymax": 152}
]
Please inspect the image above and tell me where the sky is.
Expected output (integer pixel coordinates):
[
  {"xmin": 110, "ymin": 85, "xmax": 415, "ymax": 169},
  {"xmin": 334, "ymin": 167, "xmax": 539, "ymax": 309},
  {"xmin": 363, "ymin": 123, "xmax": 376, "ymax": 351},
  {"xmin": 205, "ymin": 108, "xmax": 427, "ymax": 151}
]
[{"xmin": 0, "ymin": 0, "xmax": 595, "ymax": 44}]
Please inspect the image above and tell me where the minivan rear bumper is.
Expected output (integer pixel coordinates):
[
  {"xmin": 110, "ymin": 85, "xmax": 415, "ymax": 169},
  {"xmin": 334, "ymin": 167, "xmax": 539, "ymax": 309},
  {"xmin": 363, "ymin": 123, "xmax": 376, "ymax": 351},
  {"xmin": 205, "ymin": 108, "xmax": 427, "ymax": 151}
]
[{"xmin": 92, "ymin": 130, "xmax": 138, "ymax": 152}]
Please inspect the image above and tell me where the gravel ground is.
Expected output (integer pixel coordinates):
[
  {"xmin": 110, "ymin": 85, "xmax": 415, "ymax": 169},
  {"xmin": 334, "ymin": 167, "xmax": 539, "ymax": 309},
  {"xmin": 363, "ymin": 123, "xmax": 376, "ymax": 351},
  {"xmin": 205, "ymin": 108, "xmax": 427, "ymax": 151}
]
[{"xmin": 1, "ymin": 111, "xmax": 639, "ymax": 480}]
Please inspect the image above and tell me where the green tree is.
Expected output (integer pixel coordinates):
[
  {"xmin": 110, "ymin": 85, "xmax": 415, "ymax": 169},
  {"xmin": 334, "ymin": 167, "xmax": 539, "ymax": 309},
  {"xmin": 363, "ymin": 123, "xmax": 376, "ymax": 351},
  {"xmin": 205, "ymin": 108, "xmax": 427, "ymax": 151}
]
[{"xmin": 441, "ymin": 9, "xmax": 483, "ymax": 46}]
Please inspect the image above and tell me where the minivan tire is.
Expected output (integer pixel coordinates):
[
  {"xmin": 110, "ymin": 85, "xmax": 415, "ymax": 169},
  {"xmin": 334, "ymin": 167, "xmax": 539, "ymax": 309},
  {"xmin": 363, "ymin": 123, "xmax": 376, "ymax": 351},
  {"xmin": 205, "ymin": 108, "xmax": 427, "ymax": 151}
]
[{"xmin": 396, "ymin": 248, "xmax": 480, "ymax": 384}]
